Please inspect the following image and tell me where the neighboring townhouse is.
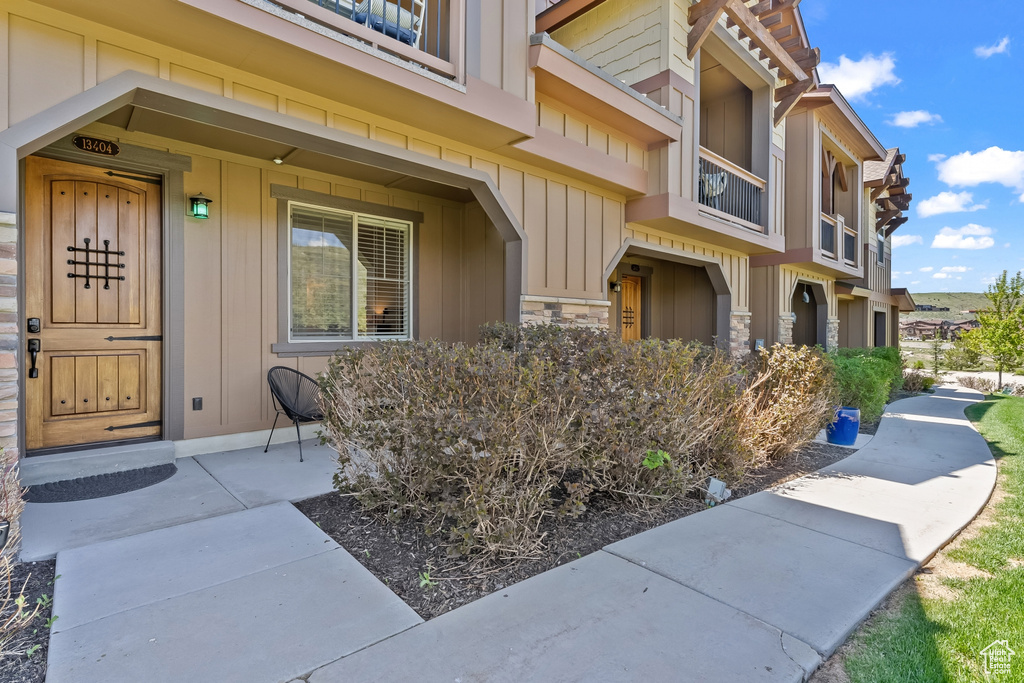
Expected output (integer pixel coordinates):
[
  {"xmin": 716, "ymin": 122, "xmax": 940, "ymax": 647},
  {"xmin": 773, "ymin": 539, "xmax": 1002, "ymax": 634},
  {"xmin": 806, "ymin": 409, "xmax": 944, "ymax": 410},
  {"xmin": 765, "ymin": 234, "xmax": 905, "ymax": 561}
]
[
  {"xmin": 547, "ymin": 0, "xmax": 819, "ymax": 351},
  {"xmin": 836, "ymin": 148, "xmax": 916, "ymax": 348},
  {"xmin": 0, "ymin": 0, "xmax": 909, "ymax": 469}
]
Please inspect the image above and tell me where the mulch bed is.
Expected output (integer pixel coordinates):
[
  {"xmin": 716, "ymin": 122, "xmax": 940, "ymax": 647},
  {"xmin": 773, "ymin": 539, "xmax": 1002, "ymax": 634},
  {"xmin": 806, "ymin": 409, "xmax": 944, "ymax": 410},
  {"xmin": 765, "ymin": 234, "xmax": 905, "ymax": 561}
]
[
  {"xmin": 0, "ymin": 559, "xmax": 56, "ymax": 683},
  {"xmin": 296, "ymin": 440, "xmax": 853, "ymax": 621}
]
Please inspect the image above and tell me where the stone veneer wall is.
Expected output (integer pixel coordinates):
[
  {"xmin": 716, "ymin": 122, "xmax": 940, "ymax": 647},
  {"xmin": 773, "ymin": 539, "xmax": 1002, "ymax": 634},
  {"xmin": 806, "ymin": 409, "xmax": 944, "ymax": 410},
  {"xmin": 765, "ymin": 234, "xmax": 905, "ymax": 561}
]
[
  {"xmin": 729, "ymin": 311, "xmax": 751, "ymax": 356},
  {"xmin": 777, "ymin": 314, "xmax": 794, "ymax": 346},
  {"xmin": 827, "ymin": 318, "xmax": 840, "ymax": 353},
  {"xmin": 520, "ymin": 295, "xmax": 610, "ymax": 329},
  {"xmin": 0, "ymin": 213, "xmax": 16, "ymax": 460}
]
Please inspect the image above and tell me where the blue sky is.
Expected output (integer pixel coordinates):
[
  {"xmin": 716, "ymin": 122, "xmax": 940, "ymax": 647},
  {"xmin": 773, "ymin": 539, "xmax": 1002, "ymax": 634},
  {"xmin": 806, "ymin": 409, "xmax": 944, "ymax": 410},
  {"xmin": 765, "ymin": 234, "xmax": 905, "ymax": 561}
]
[{"xmin": 803, "ymin": 0, "xmax": 1024, "ymax": 292}]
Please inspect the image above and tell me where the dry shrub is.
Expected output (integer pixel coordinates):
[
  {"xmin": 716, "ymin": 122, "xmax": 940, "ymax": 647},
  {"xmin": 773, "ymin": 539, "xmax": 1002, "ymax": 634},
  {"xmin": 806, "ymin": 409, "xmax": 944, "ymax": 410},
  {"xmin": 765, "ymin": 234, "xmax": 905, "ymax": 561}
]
[
  {"xmin": 0, "ymin": 448, "xmax": 34, "ymax": 657},
  {"xmin": 902, "ymin": 369, "xmax": 935, "ymax": 393},
  {"xmin": 733, "ymin": 344, "xmax": 837, "ymax": 471},
  {"xmin": 958, "ymin": 375, "xmax": 996, "ymax": 394},
  {"xmin": 321, "ymin": 326, "xmax": 835, "ymax": 562},
  {"xmin": 0, "ymin": 448, "xmax": 24, "ymax": 563}
]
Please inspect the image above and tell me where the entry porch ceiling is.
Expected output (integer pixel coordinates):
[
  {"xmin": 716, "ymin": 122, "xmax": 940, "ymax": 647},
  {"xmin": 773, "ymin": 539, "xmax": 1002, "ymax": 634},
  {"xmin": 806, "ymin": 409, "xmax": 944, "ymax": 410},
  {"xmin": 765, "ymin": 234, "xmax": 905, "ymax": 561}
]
[{"xmin": 98, "ymin": 105, "xmax": 475, "ymax": 203}]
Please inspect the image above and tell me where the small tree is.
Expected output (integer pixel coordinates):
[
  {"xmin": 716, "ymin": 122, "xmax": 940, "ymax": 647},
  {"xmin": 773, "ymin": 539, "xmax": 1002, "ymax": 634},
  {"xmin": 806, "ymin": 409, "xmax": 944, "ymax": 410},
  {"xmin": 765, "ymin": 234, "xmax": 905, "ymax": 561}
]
[
  {"xmin": 944, "ymin": 329, "xmax": 983, "ymax": 371},
  {"xmin": 929, "ymin": 334, "xmax": 944, "ymax": 379},
  {"xmin": 975, "ymin": 270, "xmax": 1024, "ymax": 390}
]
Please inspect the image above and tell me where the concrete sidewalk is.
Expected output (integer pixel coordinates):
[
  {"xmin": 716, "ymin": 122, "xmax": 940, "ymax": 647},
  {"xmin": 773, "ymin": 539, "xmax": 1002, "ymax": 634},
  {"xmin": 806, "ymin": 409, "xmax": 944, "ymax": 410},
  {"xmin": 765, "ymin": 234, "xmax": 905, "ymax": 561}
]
[
  {"xmin": 41, "ymin": 386, "xmax": 996, "ymax": 682},
  {"xmin": 309, "ymin": 386, "xmax": 995, "ymax": 682}
]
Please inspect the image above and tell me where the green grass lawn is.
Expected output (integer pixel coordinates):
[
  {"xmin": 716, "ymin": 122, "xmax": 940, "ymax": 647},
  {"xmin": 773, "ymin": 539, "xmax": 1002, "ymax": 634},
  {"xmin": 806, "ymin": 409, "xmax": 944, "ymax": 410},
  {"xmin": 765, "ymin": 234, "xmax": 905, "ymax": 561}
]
[{"xmin": 842, "ymin": 395, "xmax": 1024, "ymax": 682}]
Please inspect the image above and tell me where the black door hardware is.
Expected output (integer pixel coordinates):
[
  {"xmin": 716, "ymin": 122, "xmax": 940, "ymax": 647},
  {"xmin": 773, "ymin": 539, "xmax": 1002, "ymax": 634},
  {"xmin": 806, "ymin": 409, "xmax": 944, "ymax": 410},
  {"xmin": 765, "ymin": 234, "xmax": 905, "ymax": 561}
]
[{"xmin": 27, "ymin": 339, "xmax": 40, "ymax": 379}]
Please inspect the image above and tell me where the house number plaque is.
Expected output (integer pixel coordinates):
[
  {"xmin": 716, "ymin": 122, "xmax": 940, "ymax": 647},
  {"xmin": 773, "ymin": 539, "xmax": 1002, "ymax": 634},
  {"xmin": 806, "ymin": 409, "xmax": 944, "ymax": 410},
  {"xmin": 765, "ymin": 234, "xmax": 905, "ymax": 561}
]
[{"xmin": 73, "ymin": 136, "xmax": 120, "ymax": 157}]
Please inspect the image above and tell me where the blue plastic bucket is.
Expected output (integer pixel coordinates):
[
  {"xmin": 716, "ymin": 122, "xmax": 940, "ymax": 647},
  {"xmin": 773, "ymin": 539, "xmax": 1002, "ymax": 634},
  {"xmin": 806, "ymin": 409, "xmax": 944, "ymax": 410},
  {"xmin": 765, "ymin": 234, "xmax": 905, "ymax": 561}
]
[{"xmin": 826, "ymin": 406, "xmax": 860, "ymax": 446}]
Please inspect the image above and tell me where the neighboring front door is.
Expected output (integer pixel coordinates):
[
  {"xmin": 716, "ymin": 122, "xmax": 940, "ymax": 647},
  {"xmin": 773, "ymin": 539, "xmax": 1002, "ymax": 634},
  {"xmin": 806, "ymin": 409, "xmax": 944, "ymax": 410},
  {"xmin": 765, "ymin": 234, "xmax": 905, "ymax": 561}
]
[
  {"xmin": 620, "ymin": 275, "xmax": 642, "ymax": 341},
  {"xmin": 24, "ymin": 156, "xmax": 162, "ymax": 452},
  {"xmin": 874, "ymin": 310, "xmax": 887, "ymax": 348}
]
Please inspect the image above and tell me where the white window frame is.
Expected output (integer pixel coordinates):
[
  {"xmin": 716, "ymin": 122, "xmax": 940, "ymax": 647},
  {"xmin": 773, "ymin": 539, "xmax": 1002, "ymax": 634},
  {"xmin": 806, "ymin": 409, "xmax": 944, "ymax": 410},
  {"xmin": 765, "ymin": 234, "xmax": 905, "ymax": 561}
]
[{"xmin": 286, "ymin": 200, "xmax": 414, "ymax": 343}]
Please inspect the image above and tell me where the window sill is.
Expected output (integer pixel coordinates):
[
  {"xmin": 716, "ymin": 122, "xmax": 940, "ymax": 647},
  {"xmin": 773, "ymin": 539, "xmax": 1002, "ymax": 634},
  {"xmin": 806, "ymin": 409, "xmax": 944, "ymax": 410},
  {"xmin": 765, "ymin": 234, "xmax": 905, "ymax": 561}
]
[{"xmin": 272, "ymin": 340, "xmax": 407, "ymax": 356}]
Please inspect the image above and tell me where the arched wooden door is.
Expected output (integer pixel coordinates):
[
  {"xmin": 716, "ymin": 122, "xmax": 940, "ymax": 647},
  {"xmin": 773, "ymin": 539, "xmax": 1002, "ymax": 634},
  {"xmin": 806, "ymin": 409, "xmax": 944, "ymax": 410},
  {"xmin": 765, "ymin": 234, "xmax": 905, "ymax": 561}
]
[
  {"xmin": 24, "ymin": 156, "xmax": 162, "ymax": 452},
  {"xmin": 620, "ymin": 275, "xmax": 642, "ymax": 341}
]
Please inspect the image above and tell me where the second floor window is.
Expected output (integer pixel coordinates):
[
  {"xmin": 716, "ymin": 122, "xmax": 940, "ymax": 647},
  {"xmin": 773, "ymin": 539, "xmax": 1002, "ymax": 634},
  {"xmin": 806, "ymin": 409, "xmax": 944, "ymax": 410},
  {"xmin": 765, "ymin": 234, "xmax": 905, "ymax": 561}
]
[{"xmin": 877, "ymin": 233, "xmax": 885, "ymax": 265}]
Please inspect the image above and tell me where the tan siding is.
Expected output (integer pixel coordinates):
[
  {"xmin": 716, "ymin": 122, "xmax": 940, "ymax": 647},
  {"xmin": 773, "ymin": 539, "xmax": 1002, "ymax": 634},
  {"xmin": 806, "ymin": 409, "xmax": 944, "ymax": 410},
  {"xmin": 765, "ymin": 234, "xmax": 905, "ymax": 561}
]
[
  {"xmin": 8, "ymin": 15, "xmax": 83, "ymax": 125},
  {"xmin": 551, "ymin": 0, "xmax": 664, "ymax": 85}
]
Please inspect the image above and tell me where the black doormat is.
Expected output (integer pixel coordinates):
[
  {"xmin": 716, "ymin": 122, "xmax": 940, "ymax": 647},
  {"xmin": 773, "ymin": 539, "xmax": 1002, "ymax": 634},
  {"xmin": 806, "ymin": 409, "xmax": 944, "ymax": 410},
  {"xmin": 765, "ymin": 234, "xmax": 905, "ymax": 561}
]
[{"xmin": 25, "ymin": 463, "xmax": 178, "ymax": 504}]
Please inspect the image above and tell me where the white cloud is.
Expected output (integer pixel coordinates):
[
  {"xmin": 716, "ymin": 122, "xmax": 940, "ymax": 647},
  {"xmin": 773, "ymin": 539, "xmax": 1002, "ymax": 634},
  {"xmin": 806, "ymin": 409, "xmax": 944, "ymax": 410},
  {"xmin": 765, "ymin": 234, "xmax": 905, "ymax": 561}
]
[
  {"xmin": 919, "ymin": 266, "xmax": 934, "ymax": 272},
  {"xmin": 975, "ymin": 37, "xmax": 1010, "ymax": 58},
  {"xmin": 888, "ymin": 110, "xmax": 942, "ymax": 128},
  {"xmin": 931, "ymin": 224, "xmax": 996, "ymax": 250},
  {"xmin": 1006, "ymin": 243, "xmax": 1012, "ymax": 248},
  {"xmin": 911, "ymin": 281, "xmax": 921, "ymax": 285},
  {"xmin": 904, "ymin": 271, "xmax": 914, "ymax": 275},
  {"xmin": 891, "ymin": 234, "xmax": 923, "ymax": 247},
  {"xmin": 817, "ymin": 53, "xmax": 900, "ymax": 100},
  {"xmin": 928, "ymin": 153, "xmax": 947, "ymax": 163},
  {"xmin": 940, "ymin": 266, "xmax": 970, "ymax": 273},
  {"xmin": 935, "ymin": 147, "xmax": 1024, "ymax": 201},
  {"xmin": 916, "ymin": 191, "xmax": 987, "ymax": 218},
  {"xmin": 933, "ymin": 272, "xmax": 950, "ymax": 279}
]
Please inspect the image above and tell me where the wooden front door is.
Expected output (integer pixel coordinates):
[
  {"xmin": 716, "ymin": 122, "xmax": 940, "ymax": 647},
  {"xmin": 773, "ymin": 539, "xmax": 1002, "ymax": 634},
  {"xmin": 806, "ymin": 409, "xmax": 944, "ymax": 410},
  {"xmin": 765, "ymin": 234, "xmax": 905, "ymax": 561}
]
[
  {"xmin": 24, "ymin": 156, "xmax": 162, "ymax": 452},
  {"xmin": 620, "ymin": 275, "xmax": 642, "ymax": 341}
]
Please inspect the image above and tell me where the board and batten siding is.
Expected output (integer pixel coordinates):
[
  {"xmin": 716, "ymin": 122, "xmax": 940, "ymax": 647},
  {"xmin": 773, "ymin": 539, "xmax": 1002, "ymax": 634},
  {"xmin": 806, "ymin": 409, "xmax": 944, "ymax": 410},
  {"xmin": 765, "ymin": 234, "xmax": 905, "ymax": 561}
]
[
  {"xmin": 75, "ymin": 123, "xmax": 503, "ymax": 439},
  {"xmin": 1, "ymin": 1, "xmax": 631, "ymax": 305},
  {"xmin": 749, "ymin": 264, "xmax": 837, "ymax": 346}
]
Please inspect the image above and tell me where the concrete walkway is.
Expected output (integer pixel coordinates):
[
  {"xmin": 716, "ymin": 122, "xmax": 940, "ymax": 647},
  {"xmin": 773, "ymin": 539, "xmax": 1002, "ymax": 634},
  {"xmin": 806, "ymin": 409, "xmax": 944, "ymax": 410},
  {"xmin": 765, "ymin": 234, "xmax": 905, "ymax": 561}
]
[{"xmin": 38, "ymin": 387, "xmax": 996, "ymax": 682}]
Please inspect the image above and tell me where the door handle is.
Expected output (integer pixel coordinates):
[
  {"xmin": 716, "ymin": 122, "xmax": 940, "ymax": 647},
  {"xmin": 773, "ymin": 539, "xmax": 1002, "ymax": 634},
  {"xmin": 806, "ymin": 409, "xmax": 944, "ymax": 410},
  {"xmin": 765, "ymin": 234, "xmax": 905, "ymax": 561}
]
[{"xmin": 27, "ymin": 339, "xmax": 40, "ymax": 379}]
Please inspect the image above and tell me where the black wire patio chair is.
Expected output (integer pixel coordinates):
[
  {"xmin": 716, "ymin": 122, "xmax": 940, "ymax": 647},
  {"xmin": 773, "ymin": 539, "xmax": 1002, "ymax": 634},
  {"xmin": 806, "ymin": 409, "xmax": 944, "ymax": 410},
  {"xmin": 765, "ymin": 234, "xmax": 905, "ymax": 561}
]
[{"xmin": 264, "ymin": 366, "xmax": 324, "ymax": 462}]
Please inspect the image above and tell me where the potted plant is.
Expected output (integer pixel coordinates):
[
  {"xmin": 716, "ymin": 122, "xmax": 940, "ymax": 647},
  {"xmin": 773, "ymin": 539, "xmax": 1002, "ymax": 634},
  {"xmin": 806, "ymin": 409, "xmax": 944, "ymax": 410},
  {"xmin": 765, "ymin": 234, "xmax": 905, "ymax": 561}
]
[{"xmin": 826, "ymin": 406, "xmax": 860, "ymax": 446}]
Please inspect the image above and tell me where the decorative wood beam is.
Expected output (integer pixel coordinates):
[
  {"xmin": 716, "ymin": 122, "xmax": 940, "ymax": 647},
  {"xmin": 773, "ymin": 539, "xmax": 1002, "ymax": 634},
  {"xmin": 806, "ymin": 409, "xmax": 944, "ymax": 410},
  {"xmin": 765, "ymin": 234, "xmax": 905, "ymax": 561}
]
[
  {"xmin": 870, "ymin": 185, "xmax": 888, "ymax": 202},
  {"xmin": 779, "ymin": 37, "xmax": 801, "ymax": 50},
  {"xmin": 774, "ymin": 77, "xmax": 813, "ymax": 126},
  {"xmin": 876, "ymin": 208, "xmax": 900, "ymax": 230},
  {"xmin": 791, "ymin": 47, "xmax": 820, "ymax": 71},
  {"xmin": 770, "ymin": 24, "xmax": 793, "ymax": 40},
  {"xmin": 688, "ymin": 0, "xmax": 728, "ymax": 26},
  {"xmin": 687, "ymin": 0, "xmax": 729, "ymax": 59},
  {"xmin": 723, "ymin": 0, "xmax": 807, "ymax": 80},
  {"xmin": 884, "ymin": 215, "xmax": 909, "ymax": 236}
]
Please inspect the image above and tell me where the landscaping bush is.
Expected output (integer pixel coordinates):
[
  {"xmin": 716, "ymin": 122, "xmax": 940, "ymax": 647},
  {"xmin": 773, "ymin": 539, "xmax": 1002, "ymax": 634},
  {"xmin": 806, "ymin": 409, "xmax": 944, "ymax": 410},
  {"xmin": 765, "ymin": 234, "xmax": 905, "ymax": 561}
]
[
  {"xmin": 830, "ymin": 349, "xmax": 901, "ymax": 423},
  {"xmin": 902, "ymin": 370, "xmax": 935, "ymax": 393},
  {"xmin": 733, "ymin": 344, "xmax": 837, "ymax": 468},
  {"xmin": 320, "ymin": 326, "xmax": 836, "ymax": 562},
  {"xmin": 958, "ymin": 375, "xmax": 996, "ymax": 394}
]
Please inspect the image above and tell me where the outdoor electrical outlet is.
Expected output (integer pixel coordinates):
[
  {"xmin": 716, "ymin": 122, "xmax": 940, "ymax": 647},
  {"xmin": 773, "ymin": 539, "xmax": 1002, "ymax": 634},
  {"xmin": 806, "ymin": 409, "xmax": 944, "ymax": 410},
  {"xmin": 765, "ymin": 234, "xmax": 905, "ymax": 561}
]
[{"xmin": 192, "ymin": 397, "xmax": 203, "ymax": 411}]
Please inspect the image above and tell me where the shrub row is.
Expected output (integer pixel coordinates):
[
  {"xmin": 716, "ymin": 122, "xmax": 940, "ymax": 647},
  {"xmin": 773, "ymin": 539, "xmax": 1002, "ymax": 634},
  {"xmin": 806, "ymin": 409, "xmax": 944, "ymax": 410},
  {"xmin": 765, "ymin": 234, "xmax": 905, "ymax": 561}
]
[
  {"xmin": 320, "ymin": 325, "xmax": 836, "ymax": 562},
  {"xmin": 958, "ymin": 375, "xmax": 1024, "ymax": 396},
  {"xmin": 830, "ymin": 347, "xmax": 905, "ymax": 423}
]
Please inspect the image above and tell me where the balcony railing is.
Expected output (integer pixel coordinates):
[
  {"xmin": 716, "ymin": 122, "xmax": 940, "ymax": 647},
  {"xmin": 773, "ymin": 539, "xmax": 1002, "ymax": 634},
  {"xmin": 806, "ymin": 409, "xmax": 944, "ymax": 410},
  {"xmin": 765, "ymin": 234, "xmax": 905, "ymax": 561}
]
[
  {"xmin": 698, "ymin": 147, "xmax": 765, "ymax": 231},
  {"xmin": 270, "ymin": 0, "xmax": 459, "ymax": 78},
  {"xmin": 820, "ymin": 212, "xmax": 837, "ymax": 257},
  {"xmin": 820, "ymin": 212, "xmax": 855, "ymax": 266},
  {"xmin": 843, "ymin": 219, "xmax": 858, "ymax": 266}
]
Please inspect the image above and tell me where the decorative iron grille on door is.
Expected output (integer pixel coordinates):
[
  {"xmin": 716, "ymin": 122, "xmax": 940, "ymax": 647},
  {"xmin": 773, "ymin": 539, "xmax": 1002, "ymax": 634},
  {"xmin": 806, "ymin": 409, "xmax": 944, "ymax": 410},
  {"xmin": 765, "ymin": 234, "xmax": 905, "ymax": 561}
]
[{"xmin": 67, "ymin": 237, "xmax": 126, "ymax": 290}]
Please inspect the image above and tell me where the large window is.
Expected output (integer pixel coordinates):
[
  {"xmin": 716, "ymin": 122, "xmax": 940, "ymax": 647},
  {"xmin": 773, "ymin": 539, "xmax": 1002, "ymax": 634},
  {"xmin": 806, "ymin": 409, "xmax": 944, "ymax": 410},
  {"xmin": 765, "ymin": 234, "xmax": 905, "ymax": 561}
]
[{"xmin": 289, "ymin": 202, "xmax": 411, "ymax": 341}]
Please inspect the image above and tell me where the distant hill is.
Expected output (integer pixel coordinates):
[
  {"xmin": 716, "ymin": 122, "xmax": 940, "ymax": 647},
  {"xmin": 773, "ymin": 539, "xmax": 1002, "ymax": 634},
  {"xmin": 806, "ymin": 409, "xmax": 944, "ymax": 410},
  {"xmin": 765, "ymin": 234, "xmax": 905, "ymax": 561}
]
[{"xmin": 901, "ymin": 292, "xmax": 991, "ymax": 321}]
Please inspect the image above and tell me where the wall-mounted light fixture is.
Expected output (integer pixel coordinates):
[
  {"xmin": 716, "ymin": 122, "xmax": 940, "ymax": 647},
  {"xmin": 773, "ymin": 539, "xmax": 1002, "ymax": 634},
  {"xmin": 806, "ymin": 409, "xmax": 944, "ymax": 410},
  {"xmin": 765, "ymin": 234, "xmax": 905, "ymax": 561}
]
[
  {"xmin": 189, "ymin": 193, "xmax": 213, "ymax": 220},
  {"xmin": 802, "ymin": 284, "xmax": 811, "ymax": 304},
  {"xmin": 609, "ymin": 280, "xmax": 622, "ymax": 293}
]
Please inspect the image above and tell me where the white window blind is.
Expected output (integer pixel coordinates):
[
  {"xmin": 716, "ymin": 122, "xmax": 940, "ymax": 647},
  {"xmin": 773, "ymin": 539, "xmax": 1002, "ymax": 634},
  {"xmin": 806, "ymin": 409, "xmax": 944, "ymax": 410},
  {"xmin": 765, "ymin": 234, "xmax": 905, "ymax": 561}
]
[{"xmin": 289, "ymin": 203, "xmax": 411, "ymax": 341}]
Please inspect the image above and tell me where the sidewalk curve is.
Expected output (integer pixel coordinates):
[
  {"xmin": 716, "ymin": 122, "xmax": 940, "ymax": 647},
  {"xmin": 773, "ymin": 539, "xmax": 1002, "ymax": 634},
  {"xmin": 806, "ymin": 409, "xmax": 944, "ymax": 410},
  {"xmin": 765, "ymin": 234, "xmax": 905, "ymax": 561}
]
[{"xmin": 309, "ymin": 386, "xmax": 996, "ymax": 682}]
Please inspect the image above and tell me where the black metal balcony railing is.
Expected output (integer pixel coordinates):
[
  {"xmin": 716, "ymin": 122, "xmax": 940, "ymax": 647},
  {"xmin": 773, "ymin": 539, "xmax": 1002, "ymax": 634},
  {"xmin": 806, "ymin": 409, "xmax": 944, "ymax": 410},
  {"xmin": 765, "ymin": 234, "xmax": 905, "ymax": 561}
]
[
  {"xmin": 309, "ymin": 0, "xmax": 449, "ymax": 58},
  {"xmin": 697, "ymin": 148, "xmax": 765, "ymax": 230}
]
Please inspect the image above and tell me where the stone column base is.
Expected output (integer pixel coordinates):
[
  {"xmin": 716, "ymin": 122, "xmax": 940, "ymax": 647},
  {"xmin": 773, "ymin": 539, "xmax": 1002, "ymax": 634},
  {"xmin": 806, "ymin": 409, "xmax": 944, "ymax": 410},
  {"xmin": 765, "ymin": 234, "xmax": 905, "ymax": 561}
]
[
  {"xmin": 777, "ymin": 314, "xmax": 795, "ymax": 346},
  {"xmin": 729, "ymin": 311, "xmax": 751, "ymax": 356},
  {"xmin": 827, "ymin": 318, "xmax": 840, "ymax": 352},
  {"xmin": 520, "ymin": 295, "xmax": 610, "ymax": 329}
]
